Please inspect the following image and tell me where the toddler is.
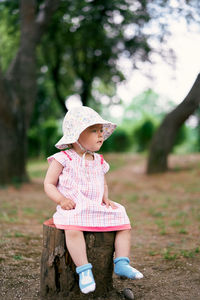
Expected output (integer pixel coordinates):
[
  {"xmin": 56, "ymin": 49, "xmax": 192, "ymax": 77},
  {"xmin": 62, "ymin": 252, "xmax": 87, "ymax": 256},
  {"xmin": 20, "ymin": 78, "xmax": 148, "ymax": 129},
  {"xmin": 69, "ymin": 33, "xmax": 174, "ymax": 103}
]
[{"xmin": 44, "ymin": 106, "xmax": 143, "ymax": 294}]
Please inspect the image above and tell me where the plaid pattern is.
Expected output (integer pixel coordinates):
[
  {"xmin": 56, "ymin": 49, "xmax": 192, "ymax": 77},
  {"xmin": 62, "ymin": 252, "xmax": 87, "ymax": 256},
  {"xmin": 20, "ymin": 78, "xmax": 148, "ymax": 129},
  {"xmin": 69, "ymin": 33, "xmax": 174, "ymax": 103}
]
[{"xmin": 47, "ymin": 149, "xmax": 131, "ymax": 231}]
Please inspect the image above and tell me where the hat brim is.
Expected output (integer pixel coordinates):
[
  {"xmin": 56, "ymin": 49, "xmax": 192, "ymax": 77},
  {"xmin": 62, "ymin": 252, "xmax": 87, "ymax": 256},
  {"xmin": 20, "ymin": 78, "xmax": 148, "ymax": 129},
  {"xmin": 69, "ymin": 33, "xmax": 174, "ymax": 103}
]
[{"xmin": 55, "ymin": 120, "xmax": 116, "ymax": 150}]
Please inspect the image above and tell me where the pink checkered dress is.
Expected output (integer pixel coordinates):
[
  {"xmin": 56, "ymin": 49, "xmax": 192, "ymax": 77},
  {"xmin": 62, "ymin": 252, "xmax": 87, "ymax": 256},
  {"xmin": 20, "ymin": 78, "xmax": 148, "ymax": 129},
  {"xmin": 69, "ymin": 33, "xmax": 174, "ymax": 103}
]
[{"xmin": 48, "ymin": 149, "xmax": 131, "ymax": 231}]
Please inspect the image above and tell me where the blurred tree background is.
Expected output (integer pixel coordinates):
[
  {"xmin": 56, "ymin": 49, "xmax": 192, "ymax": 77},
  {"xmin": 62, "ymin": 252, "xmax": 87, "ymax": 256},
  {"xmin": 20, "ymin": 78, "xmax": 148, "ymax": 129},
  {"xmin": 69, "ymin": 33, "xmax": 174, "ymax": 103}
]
[{"xmin": 0, "ymin": 0, "xmax": 200, "ymax": 183}]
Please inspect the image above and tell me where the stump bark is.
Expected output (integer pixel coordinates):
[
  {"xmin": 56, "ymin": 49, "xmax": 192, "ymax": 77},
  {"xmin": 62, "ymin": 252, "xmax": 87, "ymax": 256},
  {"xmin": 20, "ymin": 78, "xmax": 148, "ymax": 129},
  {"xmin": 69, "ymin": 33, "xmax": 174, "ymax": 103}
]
[{"xmin": 40, "ymin": 219, "xmax": 116, "ymax": 299}]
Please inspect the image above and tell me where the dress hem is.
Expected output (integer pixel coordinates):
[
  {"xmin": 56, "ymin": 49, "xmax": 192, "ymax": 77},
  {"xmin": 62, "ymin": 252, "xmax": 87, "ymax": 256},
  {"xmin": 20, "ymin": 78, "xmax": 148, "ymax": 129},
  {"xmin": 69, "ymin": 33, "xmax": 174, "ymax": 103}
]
[{"xmin": 54, "ymin": 223, "xmax": 131, "ymax": 231}]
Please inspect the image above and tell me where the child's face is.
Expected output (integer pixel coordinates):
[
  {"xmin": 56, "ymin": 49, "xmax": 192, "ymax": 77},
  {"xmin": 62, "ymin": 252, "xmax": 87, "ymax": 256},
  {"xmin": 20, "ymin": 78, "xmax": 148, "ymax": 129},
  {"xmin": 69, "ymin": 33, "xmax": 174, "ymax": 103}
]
[{"xmin": 78, "ymin": 124, "xmax": 104, "ymax": 152}]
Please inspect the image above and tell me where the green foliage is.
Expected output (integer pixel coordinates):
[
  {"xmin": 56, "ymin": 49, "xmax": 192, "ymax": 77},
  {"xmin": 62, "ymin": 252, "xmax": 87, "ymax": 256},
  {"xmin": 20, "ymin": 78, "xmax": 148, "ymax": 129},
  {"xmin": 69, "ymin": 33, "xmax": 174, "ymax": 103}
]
[
  {"xmin": 101, "ymin": 128, "xmax": 131, "ymax": 152},
  {"xmin": 133, "ymin": 118, "xmax": 156, "ymax": 152},
  {"xmin": 123, "ymin": 89, "xmax": 171, "ymax": 123},
  {"xmin": 194, "ymin": 108, "xmax": 200, "ymax": 151},
  {"xmin": 119, "ymin": 89, "xmax": 165, "ymax": 152},
  {"xmin": 121, "ymin": 89, "xmax": 195, "ymax": 153},
  {"xmin": 0, "ymin": 2, "xmax": 20, "ymax": 71},
  {"xmin": 36, "ymin": 0, "xmax": 154, "ymax": 110},
  {"xmin": 1, "ymin": 1, "xmax": 198, "ymax": 158},
  {"xmin": 41, "ymin": 119, "xmax": 62, "ymax": 156},
  {"xmin": 28, "ymin": 119, "xmax": 61, "ymax": 158},
  {"xmin": 174, "ymin": 125, "xmax": 187, "ymax": 147},
  {"xmin": 173, "ymin": 125, "xmax": 197, "ymax": 154},
  {"xmin": 28, "ymin": 127, "xmax": 41, "ymax": 158}
]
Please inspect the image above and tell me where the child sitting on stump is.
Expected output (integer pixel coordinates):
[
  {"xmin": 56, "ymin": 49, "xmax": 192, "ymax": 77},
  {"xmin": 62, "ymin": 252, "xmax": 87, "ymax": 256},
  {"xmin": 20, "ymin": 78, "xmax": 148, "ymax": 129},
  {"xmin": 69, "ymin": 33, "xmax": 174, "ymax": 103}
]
[{"xmin": 44, "ymin": 106, "xmax": 143, "ymax": 294}]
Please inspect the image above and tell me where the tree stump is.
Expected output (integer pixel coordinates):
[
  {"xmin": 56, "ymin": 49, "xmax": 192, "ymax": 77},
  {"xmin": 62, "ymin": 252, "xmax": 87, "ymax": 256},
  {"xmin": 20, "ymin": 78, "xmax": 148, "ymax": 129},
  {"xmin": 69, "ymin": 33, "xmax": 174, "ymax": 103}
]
[{"xmin": 40, "ymin": 219, "xmax": 116, "ymax": 299}]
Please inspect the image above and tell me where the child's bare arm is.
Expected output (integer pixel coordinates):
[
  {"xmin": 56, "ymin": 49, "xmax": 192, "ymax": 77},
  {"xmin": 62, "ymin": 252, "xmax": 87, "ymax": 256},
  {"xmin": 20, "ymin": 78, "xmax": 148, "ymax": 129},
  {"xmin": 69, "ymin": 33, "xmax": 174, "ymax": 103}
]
[
  {"xmin": 102, "ymin": 176, "xmax": 117, "ymax": 209},
  {"xmin": 44, "ymin": 159, "xmax": 76, "ymax": 210}
]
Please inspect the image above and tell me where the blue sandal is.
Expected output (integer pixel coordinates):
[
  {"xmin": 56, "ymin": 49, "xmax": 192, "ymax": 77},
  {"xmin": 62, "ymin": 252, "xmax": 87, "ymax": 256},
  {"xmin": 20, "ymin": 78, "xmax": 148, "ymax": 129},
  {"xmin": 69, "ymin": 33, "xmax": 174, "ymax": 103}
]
[{"xmin": 76, "ymin": 263, "xmax": 96, "ymax": 294}]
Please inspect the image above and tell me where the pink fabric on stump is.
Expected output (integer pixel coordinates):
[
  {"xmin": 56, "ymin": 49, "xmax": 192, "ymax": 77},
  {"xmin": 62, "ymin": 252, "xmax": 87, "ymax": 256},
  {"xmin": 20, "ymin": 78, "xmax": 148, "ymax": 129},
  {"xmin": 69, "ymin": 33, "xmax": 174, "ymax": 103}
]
[{"xmin": 47, "ymin": 149, "xmax": 131, "ymax": 232}]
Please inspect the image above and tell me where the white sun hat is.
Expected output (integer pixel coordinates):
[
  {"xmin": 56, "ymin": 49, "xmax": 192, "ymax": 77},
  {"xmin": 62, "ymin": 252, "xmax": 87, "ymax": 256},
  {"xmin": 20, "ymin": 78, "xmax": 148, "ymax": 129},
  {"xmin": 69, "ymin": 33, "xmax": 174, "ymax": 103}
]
[{"xmin": 55, "ymin": 106, "xmax": 117, "ymax": 150}]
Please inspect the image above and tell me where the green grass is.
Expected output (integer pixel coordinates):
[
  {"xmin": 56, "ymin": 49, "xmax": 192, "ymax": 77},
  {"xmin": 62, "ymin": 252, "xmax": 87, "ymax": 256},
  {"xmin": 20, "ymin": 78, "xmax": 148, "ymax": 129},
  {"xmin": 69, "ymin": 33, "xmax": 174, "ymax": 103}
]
[
  {"xmin": 148, "ymin": 251, "xmax": 158, "ymax": 256},
  {"xmin": 0, "ymin": 257, "xmax": 5, "ymax": 262},
  {"xmin": 23, "ymin": 207, "xmax": 36, "ymax": 215},
  {"xmin": 179, "ymin": 228, "xmax": 188, "ymax": 234},
  {"xmin": 177, "ymin": 211, "xmax": 188, "ymax": 218},
  {"xmin": 126, "ymin": 194, "xmax": 139, "ymax": 203},
  {"xmin": 162, "ymin": 246, "xmax": 200, "ymax": 261},
  {"xmin": 170, "ymin": 220, "xmax": 182, "ymax": 227},
  {"xmin": 105, "ymin": 154, "xmax": 128, "ymax": 172},
  {"xmin": 163, "ymin": 249, "xmax": 177, "ymax": 260},
  {"xmin": 180, "ymin": 250, "xmax": 195, "ymax": 258},
  {"xmin": 0, "ymin": 212, "xmax": 18, "ymax": 223},
  {"xmin": 14, "ymin": 232, "xmax": 25, "ymax": 238},
  {"xmin": 150, "ymin": 210, "xmax": 165, "ymax": 218},
  {"xmin": 153, "ymin": 218, "xmax": 167, "ymax": 235},
  {"xmin": 4, "ymin": 232, "xmax": 25, "ymax": 238},
  {"xmin": 27, "ymin": 159, "xmax": 47, "ymax": 179},
  {"xmin": 13, "ymin": 254, "xmax": 23, "ymax": 261}
]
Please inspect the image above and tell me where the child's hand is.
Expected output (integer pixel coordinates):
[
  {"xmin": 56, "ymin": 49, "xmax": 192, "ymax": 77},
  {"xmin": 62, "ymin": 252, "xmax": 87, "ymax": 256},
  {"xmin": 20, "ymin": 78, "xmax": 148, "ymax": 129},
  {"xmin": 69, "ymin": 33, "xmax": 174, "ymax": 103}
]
[
  {"xmin": 101, "ymin": 198, "xmax": 118, "ymax": 209},
  {"xmin": 60, "ymin": 198, "xmax": 76, "ymax": 210}
]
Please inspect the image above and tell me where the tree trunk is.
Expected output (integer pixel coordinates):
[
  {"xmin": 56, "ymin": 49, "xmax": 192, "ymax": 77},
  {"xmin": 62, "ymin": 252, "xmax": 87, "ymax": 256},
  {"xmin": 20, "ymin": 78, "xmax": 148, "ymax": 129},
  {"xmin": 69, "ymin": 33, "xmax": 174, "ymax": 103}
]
[
  {"xmin": 80, "ymin": 80, "xmax": 92, "ymax": 106},
  {"xmin": 0, "ymin": 115, "xmax": 28, "ymax": 184},
  {"xmin": 0, "ymin": 0, "xmax": 61, "ymax": 184},
  {"xmin": 147, "ymin": 73, "xmax": 200, "ymax": 174},
  {"xmin": 40, "ymin": 219, "xmax": 116, "ymax": 300}
]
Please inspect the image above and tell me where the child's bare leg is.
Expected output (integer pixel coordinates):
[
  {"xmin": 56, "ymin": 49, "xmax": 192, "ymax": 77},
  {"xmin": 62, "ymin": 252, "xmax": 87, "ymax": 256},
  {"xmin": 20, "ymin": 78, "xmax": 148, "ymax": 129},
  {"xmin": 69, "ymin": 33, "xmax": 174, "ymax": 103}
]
[
  {"xmin": 65, "ymin": 230, "xmax": 96, "ymax": 294},
  {"xmin": 65, "ymin": 230, "xmax": 96, "ymax": 293},
  {"xmin": 65, "ymin": 230, "xmax": 88, "ymax": 266},
  {"xmin": 114, "ymin": 229, "xmax": 143, "ymax": 279},
  {"xmin": 114, "ymin": 229, "xmax": 131, "ymax": 258}
]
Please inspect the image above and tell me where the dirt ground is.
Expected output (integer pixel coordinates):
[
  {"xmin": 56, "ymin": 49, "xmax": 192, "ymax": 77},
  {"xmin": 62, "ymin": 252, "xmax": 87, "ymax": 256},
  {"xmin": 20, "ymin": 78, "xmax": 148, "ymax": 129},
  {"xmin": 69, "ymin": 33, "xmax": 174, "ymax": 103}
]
[{"xmin": 0, "ymin": 153, "xmax": 200, "ymax": 300}]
